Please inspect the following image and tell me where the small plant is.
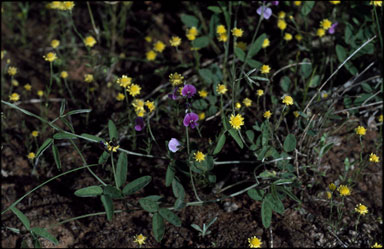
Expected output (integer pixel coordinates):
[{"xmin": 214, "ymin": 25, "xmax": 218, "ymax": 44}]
[{"xmin": 191, "ymin": 216, "xmax": 218, "ymax": 238}]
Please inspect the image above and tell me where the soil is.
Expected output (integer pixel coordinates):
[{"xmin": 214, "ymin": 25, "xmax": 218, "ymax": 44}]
[{"xmin": 1, "ymin": 2, "xmax": 383, "ymax": 248}]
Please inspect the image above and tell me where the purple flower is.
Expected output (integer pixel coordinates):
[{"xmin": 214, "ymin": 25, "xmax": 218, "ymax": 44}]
[
  {"xmin": 271, "ymin": 1, "xmax": 279, "ymax": 6},
  {"xmin": 183, "ymin": 112, "xmax": 199, "ymax": 128},
  {"xmin": 257, "ymin": 6, "xmax": 272, "ymax": 20},
  {"xmin": 168, "ymin": 87, "xmax": 180, "ymax": 100},
  {"xmin": 135, "ymin": 117, "xmax": 145, "ymax": 131},
  {"xmin": 168, "ymin": 138, "xmax": 181, "ymax": 152},
  {"xmin": 181, "ymin": 84, "xmax": 196, "ymax": 98},
  {"xmin": 328, "ymin": 22, "xmax": 338, "ymax": 34}
]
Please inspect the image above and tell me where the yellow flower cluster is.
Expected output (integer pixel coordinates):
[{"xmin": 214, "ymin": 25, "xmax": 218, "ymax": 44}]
[
  {"xmin": 47, "ymin": 1, "xmax": 75, "ymax": 11},
  {"xmin": 186, "ymin": 26, "xmax": 198, "ymax": 41},
  {"xmin": 169, "ymin": 72, "xmax": 184, "ymax": 86},
  {"xmin": 216, "ymin": 24, "xmax": 227, "ymax": 42},
  {"xmin": 105, "ymin": 142, "xmax": 120, "ymax": 152},
  {"xmin": 132, "ymin": 99, "xmax": 155, "ymax": 117}
]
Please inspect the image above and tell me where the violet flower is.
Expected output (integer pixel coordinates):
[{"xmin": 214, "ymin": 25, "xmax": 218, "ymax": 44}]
[
  {"xmin": 168, "ymin": 87, "xmax": 180, "ymax": 100},
  {"xmin": 168, "ymin": 138, "xmax": 181, "ymax": 152},
  {"xmin": 183, "ymin": 112, "xmax": 199, "ymax": 128},
  {"xmin": 257, "ymin": 6, "xmax": 272, "ymax": 20},
  {"xmin": 271, "ymin": 1, "xmax": 279, "ymax": 6},
  {"xmin": 181, "ymin": 84, "xmax": 196, "ymax": 98},
  {"xmin": 328, "ymin": 22, "xmax": 338, "ymax": 34},
  {"xmin": 135, "ymin": 117, "xmax": 145, "ymax": 131}
]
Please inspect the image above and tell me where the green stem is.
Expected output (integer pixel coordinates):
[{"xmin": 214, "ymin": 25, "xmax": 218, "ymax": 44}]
[
  {"xmin": 1, "ymin": 164, "xmax": 99, "ymax": 215},
  {"xmin": 186, "ymin": 126, "xmax": 190, "ymax": 155},
  {"xmin": 111, "ymin": 152, "xmax": 118, "ymax": 189}
]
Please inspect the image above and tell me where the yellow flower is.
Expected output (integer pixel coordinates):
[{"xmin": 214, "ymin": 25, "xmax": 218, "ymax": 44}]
[
  {"xmin": 236, "ymin": 41, "xmax": 247, "ymax": 51},
  {"xmin": 170, "ymin": 36, "xmax": 181, "ymax": 47},
  {"xmin": 9, "ymin": 93, "xmax": 20, "ymax": 102},
  {"xmin": 186, "ymin": 33, "xmax": 196, "ymax": 41},
  {"xmin": 43, "ymin": 52, "xmax": 57, "ymax": 62},
  {"xmin": 198, "ymin": 89, "xmax": 208, "ymax": 98},
  {"xmin": 218, "ymin": 33, "xmax": 228, "ymax": 42},
  {"xmin": 132, "ymin": 99, "xmax": 145, "ymax": 116},
  {"xmin": 260, "ymin": 65, "xmax": 271, "ymax": 74},
  {"xmin": 216, "ymin": 25, "xmax": 227, "ymax": 35},
  {"xmin": 24, "ymin": 84, "xmax": 32, "ymax": 91},
  {"xmin": 145, "ymin": 36, "xmax": 152, "ymax": 43},
  {"xmin": 32, "ymin": 130, "xmax": 39, "ymax": 137},
  {"xmin": 84, "ymin": 36, "xmax": 97, "ymax": 47},
  {"xmin": 169, "ymin": 73, "xmax": 184, "ymax": 86},
  {"xmin": 369, "ymin": 153, "xmax": 380, "ymax": 163},
  {"xmin": 379, "ymin": 114, "xmax": 383, "ymax": 123},
  {"xmin": 12, "ymin": 79, "xmax": 19, "ymax": 87},
  {"xmin": 294, "ymin": 1, "xmax": 302, "ymax": 6},
  {"xmin": 329, "ymin": 183, "xmax": 336, "ymax": 191},
  {"xmin": 133, "ymin": 234, "xmax": 147, "ymax": 246},
  {"xmin": 116, "ymin": 93, "xmax": 125, "ymax": 101},
  {"xmin": 60, "ymin": 71, "xmax": 68, "ymax": 79},
  {"xmin": 62, "ymin": 1, "xmax": 75, "ymax": 11},
  {"xmin": 295, "ymin": 34, "xmax": 303, "ymax": 42},
  {"xmin": 338, "ymin": 185, "xmax": 351, "ymax": 196},
  {"xmin": 51, "ymin": 39, "xmax": 60, "ymax": 48},
  {"xmin": 216, "ymin": 84, "xmax": 228, "ymax": 95},
  {"xmin": 262, "ymin": 38, "xmax": 270, "ymax": 48},
  {"xmin": 1, "ymin": 50, "xmax": 5, "ymax": 59},
  {"xmin": 194, "ymin": 151, "xmax": 206, "ymax": 162},
  {"xmin": 145, "ymin": 100, "xmax": 155, "ymax": 112},
  {"xmin": 186, "ymin": 27, "xmax": 198, "ymax": 40},
  {"xmin": 117, "ymin": 75, "xmax": 132, "ymax": 88},
  {"xmin": 370, "ymin": 1, "xmax": 383, "ymax": 6},
  {"xmin": 284, "ymin": 33, "xmax": 293, "ymax": 41},
  {"xmin": 146, "ymin": 50, "xmax": 157, "ymax": 61},
  {"xmin": 199, "ymin": 112, "xmax": 205, "ymax": 120},
  {"xmin": 278, "ymin": 11, "xmax": 286, "ymax": 19},
  {"xmin": 355, "ymin": 203, "xmax": 368, "ymax": 215},
  {"xmin": 320, "ymin": 19, "xmax": 332, "ymax": 30},
  {"xmin": 326, "ymin": 191, "xmax": 332, "ymax": 199},
  {"xmin": 329, "ymin": 1, "xmax": 340, "ymax": 4},
  {"xmin": 355, "ymin": 126, "xmax": 366, "ymax": 136},
  {"xmin": 37, "ymin": 90, "xmax": 44, "ymax": 97},
  {"xmin": 243, "ymin": 98, "xmax": 252, "ymax": 107},
  {"xmin": 277, "ymin": 19, "xmax": 287, "ymax": 30},
  {"xmin": 263, "ymin": 110, "xmax": 272, "ymax": 119},
  {"xmin": 371, "ymin": 242, "xmax": 383, "ymax": 248},
  {"xmin": 293, "ymin": 111, "xmax": 299, "ymax": 118},
  {"xmin": 231, "ymin": 27, "xmax": 243, "ymax": 37},
  {"xmin": 229, "ymin": 114, "xmax": 244, "ymax": 130},
  {"xmin": 317, "ymin": 28, "xmax": 325, "ymax": 37},
  {"xmin": 282, "ymin": 95, "xmax": 294, "ymax": 106},
  {"xmin": 248, "ymin": 236, "xmax": 262, "ymax": 248},
  {"xmin": 106, "ymin": 143, "xmax": 120, "ymax": 152},
  {"xmin": 127, "ymin": 84, "xmax": 141, "ymax": 97},
  {"xmin": 235, "ymin": 102, "xmax": 242, "ymax": 109},
  {"xmin": 257, "ymin": 89, "xmax": 264, "ymax": 96},
  {"xmin": 27, "ymin": 152, "xmax": 35, "ymax": 159},
  {"xmin": 84, "ymin": 74, "xmax": 94, "ymax": 83},
  {"xmin": 8, "ymin": 66, "xmax": 17, "ymax": 76},
  {"xmin": 154, "ymin": 41, "xmax": 166, "ymax": 53}
]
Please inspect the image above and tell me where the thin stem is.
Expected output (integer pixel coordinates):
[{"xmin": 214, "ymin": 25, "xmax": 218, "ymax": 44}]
[
  {"xmin": 111, "ymin": 152, "xmax": 118, "ymax": 189},
  {"xmin": 86, "ymin": 2, "xmax": 99, "ymax": 39}
]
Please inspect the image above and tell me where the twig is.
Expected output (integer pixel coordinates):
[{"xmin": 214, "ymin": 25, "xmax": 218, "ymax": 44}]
[{"xmin": 333, "ymin": 101, "xmax": 382, "ymax": 114}]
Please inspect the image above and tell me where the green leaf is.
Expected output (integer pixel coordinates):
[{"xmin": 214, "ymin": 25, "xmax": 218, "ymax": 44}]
[
  {"xmin": 308, "ymin": 75, "xmax": 320, "ymax": 88},
  {"xmin": 63, "ymin": 109, "xmax": 91, "ymax": 117},
  {"xmin": 234, "ymin": 47, "xmax": 245, "ymax": 61},
  {"xmin": 207, "ymin": 6, "xmax": 222, "ymax": 13},
  {"xmin": 30, "ymin": 227, "xmax": 59, "ymax": 245},
  {"xmin": 180, "ymin": 14, "xmax": 199, "ymax": 27},
  {"xmin": 266, "ymin": 192, "xmax": 284, "ymax": 215},
  {"xmin": 122, "ymin": 176, "xmax": 152, "ymax": 195},
  {"xmin": 33, "ymin": 238, "xmax": 41, "ymax": 248},
  {"xmin": 100, "ymin": 195, "xmax": 114, "ymax": 221},
  {"xmin": 35, "ymin": 138, "xmax": 53, "ymax": 159},
  {"xmin": 98, "ymin": 151, "xmax": 110, "ymax": 164},
  {"xmin": 192, "ymin": 36, "xmax": 210, "ymax": 48},
  {"xmin": 248, "ymin": 33, "xmax": 266, "ymax": 58},
  {"xmin": 59, "ymin": 99, "xmax": 66, "ymax": 116},
  {"xmin": 336, "ymin": 44, "xmax": 347, "ymax": 62},
  {"xmin": 261, "ymin": 198, "xmax": 272, "ymax": 228},
  {"xmin": 300, "ymin": 59, "xmax": 312, "ymax": 79},
  {"xmin": 246, "ymin": 130, "xmax": 255, "ymax": 144},
  {"xmin": 301, "ymin": 1, "xmax": 315, "ymax": 16},
  {"xmin": 278, "ymin": 186, "xmax": 301, "ymax": 203},
  {"xmin": 273, "ymin": 179, "xmax": 293, "ymax": 185},
  {"xmin": 165, "ymin": 163, "xmax": 175, "ymax": 187},
  {"xmin": 103, "ymin": 185, "xmax": 122, "ymax": 199},
  {"xmin": 247, "ymin": 188, "xmax": 264, "ymax": 201},
  {"xmin": 159, "ymin": 208, "xmax": 182, "ymax": 227},
  {"xmin": 52, "ymin": 144, "xmax": 61, "ymax": 171},
  {"xmin": 116, "ymin": 152, "xmax": 128, "ymax": 188},
  {"xmin": 80, "ymin": 133, "xmax": 105, "ymax": 143},
  {"xmin": 192, "ymin": 99, "xmax": 208, "ymax": 110},
  {"xmin": 174, "ymin": 197, "xmax": 186, "ymax": 210},
  {"xmin": 228, "ymin": 129, "xmax": 243, "ymax": 149},
  {"xmin": 10, "ymin": 207, "xmax": 30, "ymax": 230},
  {"xmin": 261, "ymin": 124, "xmax": 269, "ymax": 146},
  {"xmin": 319, "ymin": 143, "xmax": 334, "ymax": 158},
  {"xmin": 246, "ymin": 59, "xmax": 262, "ymax": 69},
  {"xmin": 139, "ymin": 198, "xmax": 159, "ymax": 212},
  {"xmin": 108, "ymin": 120, "xmax": 118, "ymax": 141},
  {"xmin": 53, "ymin": 132, "xmax": 77, "ymax": 140},
  {"xmin": 283, "ymin": 134, "xmax": 296, "ymax": 152},
  {"xmin": 172, "ymin": 178, "xmax": 185, "ymax": 199},
  {"xmin": 152, "ymin": 213, "xmax": 165, "ymax": 242},
  {"xmin": 280, "ymin": 76, "xmax": 290, "ymax": 92},
  {"xmin": 199, "ymin": 69, "xmax": 213, "ymax": 84},
  {"xmin": 74, "ymin": 185, "xmax": 103, "ymax": 197},
  {"xmin": 213, "ymin": 132, "xmax": 226, "ymax": 155}
]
